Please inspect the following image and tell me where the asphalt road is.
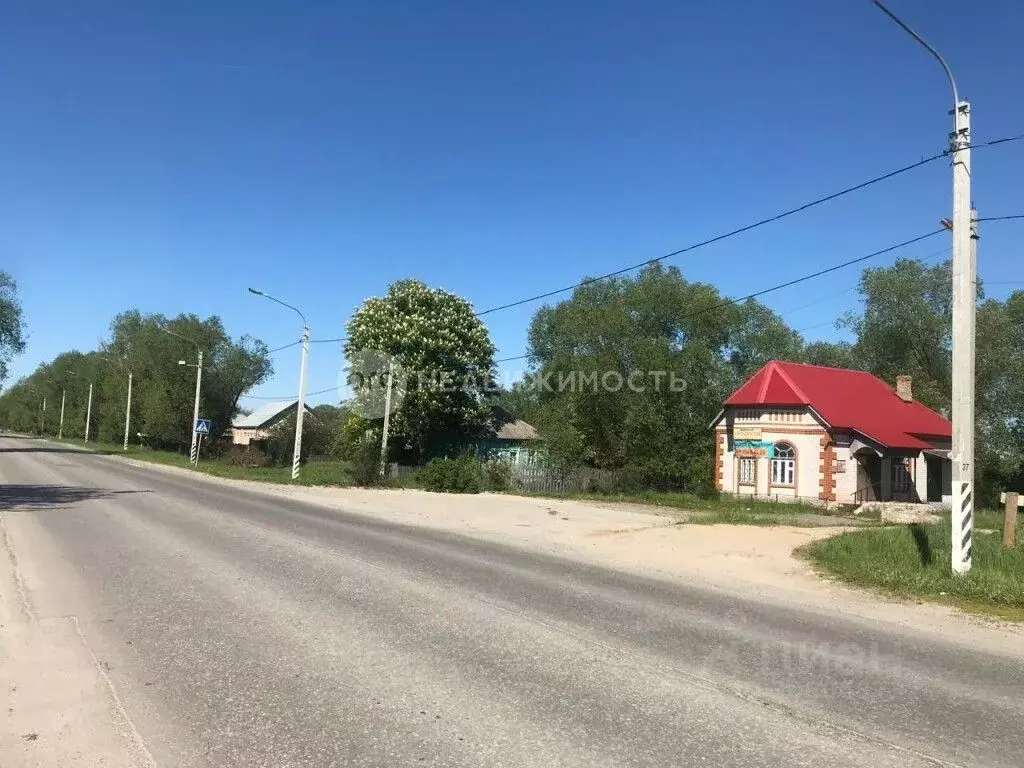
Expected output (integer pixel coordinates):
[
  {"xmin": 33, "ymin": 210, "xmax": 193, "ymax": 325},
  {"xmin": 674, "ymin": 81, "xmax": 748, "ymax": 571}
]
[{"xmin": 2, "ymin": 435, "xmax": 1023, "ymax": 768}]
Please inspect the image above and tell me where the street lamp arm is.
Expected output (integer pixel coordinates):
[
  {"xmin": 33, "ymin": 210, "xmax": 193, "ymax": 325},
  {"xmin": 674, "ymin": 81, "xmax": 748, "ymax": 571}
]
[
  {"xmin": 99, "ymin": 354, "xmax": 131, "ymax": 372},
  {"xmin": 161, "ymin": 326, "xmax": 202, "ymax": 355},
  {"xmin": 247, "ymin": 288, "xmax": 309, "ymax": 328},
  {"xmin": 871, "ymin": 0, "xmax": 958, "ymax": 107}
]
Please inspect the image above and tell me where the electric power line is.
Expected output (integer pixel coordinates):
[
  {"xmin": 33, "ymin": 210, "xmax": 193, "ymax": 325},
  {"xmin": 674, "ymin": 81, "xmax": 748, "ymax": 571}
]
[
  {"xmin": 309, "ymin": 337, "xmax": 347, "ymax": 345},
  {"xmin": 977, "ymin": 215, "xmax": 1024, "ymax": 223},
  {"xmin": 473, "ymin": 134, "xmax": 1023, "ymax": 318},
  {"xmin": 795, "ymin": 321, "xmax": 837, "ymax": 334},
  {"xmin": 267, "ymin": 340, "xmax": 302, "ymax": 354},
  {"xmin": 302, "ymin": 203, "xmax": 1024, "ymax": 350},
  {"xmin": 256, "ymin": 142, "xmax": 1024, "ymax": 388},
  {"xmin": 241, "ymin": 385, "xmax": 339, "ymax": 401},
  {"xmin": 489, "ymin": 229, "xmax": 947, "ymax": 365}
]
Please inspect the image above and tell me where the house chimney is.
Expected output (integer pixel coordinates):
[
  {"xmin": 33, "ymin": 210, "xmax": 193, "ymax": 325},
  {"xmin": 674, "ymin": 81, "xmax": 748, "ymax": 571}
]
[{"xmin": 896, "ymin": 375, "xmax": 913, "ymax": 402}]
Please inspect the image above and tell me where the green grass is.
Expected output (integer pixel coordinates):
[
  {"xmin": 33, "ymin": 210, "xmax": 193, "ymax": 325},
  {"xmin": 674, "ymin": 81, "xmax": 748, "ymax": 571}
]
[
  {"xmin": 510, "ymin": 488, "xmax": 865, "ymax": 527},
  {"xmin": 57, "ymin": 438, "xmax": 354, "ymax": 487},
  {"xmin": 800, "ymin": 523, "xmax": 1024, "ymax": 620},
  {"xmin": 971, "ymin": 507, "xmax": 1011, "ymax": 532}
]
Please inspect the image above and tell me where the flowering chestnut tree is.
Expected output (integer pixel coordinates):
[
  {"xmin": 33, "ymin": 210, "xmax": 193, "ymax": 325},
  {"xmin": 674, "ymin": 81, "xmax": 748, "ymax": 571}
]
[{"xmin": 344, "ymin": 279, "xmax": 496, "ymax": 462}]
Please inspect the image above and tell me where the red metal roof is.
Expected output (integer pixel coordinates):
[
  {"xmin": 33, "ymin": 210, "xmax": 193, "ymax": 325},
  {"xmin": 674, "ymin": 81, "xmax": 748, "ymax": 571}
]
[{"xmin": 724, "ymin": 360, "xmax": 951, "ymax": 449}]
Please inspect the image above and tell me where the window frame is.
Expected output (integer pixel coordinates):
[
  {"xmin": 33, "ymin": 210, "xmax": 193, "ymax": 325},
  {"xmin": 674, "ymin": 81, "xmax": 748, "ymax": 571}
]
[
  {"xmin": 737, "ymin": 456, "xmax": 757, "ymax": 488},
  {"xmin": 770, "ymin": 442, "xmax": 797, "ymax": 488}
]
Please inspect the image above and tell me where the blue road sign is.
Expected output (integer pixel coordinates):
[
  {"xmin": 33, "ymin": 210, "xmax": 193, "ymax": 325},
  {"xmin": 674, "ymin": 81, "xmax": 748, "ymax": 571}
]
[{"xmin": 195, "ymin": 418, "xmax": 212, "ymax": 435}]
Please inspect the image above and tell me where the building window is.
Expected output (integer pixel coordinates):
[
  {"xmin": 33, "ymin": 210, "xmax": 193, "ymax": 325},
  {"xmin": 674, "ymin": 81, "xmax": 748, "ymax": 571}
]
[
  {"xmin": 771, "ymin": 442, "xmax": 796, "ymax": 486},
  {"xmin": 738, "ymin": 458, "xmax": 755, "ymax": 485},
  {"xmin": 835, "ymin": 459, "xmax": 847, "ymax": 474}
]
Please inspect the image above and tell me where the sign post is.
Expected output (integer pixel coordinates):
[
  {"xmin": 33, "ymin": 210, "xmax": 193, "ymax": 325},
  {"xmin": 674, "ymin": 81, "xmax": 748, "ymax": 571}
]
[
  {"xmin": 1002, "ymin": 492, "xmax": 1022, "ymax": 548},
  {"xmin": 194, "ymin": 419, "xmax": 211, "ymax": 468}
]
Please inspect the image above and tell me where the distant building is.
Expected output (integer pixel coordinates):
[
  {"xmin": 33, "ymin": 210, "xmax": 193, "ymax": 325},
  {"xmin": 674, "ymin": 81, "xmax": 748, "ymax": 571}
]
[
  {"xmin": 710, "ymin": 361, "xmax": 952, "ymax": 504},
  {"xmin": 231, "ymin": 400, "xmax": 315, "ymax": 446},
  {"xmin": 472, "ymin": 409, "xmax": 542, "ymax": 466}
]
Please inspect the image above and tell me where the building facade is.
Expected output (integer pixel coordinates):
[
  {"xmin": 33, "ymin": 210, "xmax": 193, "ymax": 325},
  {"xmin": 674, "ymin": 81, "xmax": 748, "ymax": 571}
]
[
  {"xmin": 472, "ymin": 413, "xmax": 542, "ymax": 467},
  {"xmin": 711, "ymin": 361, "xmax": 952, "ymax": 505},
  {"xmin": 230, "ymin": 400, "xmax": 315, "ymax": 446}
]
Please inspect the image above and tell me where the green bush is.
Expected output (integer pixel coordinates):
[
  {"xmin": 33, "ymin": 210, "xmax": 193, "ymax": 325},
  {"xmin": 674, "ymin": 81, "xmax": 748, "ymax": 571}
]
[
  {"xmin": 349, "ymin": 441, "xmax": 383, "ymax": 487},
  {"xmin": 483, "ymin": 459, "xmax": 513, "ymax": 492},
  {"xmin": 217, "ymin": 444, "xmax": 271, "ymax": 467},
  {"xmin": 419, "ymin": 455, "xmax": 484, "ymax": 494}
]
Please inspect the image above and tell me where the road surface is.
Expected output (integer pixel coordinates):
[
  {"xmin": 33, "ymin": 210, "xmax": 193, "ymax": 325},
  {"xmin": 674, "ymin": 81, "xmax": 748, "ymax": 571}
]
[{"xmin": 1, "ymin": 434, "xmax": 1022, "ymax": 767}]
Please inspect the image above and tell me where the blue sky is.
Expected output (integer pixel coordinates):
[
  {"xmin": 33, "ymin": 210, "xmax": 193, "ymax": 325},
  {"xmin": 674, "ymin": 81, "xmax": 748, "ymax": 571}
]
[{"xmin": 2, "ymin": 0, "xmax": 1022, "ymax": 405}]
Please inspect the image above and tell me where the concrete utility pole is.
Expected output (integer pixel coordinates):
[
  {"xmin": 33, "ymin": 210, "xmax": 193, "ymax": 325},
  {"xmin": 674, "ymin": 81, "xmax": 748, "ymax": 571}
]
[
  {"xmin": 188, "ymin": 352, "xmax": 203, "ymax": 465},
  {"xmin": 58, "ymin": 388, "xmax": 66, "ymax": 440},
  {"xmin": 293, "ymin": 325, "xmax": 310, "ymax": 480},
  {"xmin": 378, "ymin": 362, "xmax": 394, "ymax": 478},
  {"xmin": 871, "ymin": 1, "xmax": 975, "ymax": 574},
  {"xmin": 124, "ymin": 370, "xmax": 133, "ymax": 452},
  {"xmin": 100, "ymin": 356, "xmax": 134, "ymax": 452},
  {"xmin": 247, "ymin": 288, "xmax": 311, "ymax": 481},
  {"xmin": 164, "ymin": 327, "xmax": 204, "ymax": 466},
  {"xmin": 40, "ymin": 396, "xmax": 46, "ymax": 434},
  {"xmin": 950, "ymin": 104, "xmax": 974, "ymax": 574},
  {"xmin": 84, "ymin": 381, "xmax": 94, "ymax": 443}
]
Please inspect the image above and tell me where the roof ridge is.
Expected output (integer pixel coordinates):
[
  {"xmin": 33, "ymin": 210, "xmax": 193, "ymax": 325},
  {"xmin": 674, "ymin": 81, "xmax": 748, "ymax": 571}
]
[
  {"xmin": 771, "ymin": 362, "xmax": 811, "ymax": 402},
  {"xmin": 773, "ymin": 359, "xmax": 874, "ymax": 374},
  {"xmin": 755, "ymin": 361, "xmax": 777, "ymax": 401}
]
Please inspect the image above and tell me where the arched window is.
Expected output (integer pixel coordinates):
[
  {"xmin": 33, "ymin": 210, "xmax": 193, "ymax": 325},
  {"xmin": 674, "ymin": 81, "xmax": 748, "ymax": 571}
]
[{"xmin": 771, "ymin": 442, "xmax": 795, "ymax": 486}]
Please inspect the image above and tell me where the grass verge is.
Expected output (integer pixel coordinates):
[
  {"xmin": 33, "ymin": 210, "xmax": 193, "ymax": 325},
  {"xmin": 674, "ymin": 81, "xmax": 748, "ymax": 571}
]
[
  {"xmin": 509, "ymin": 489, "xmax": 868, "ymax": 527},
  {"xmin": 58, "ymin": 438, "xmax": 355, "ymax": 487},
  {"xmin": 799, "ymin": 523, "xmax": 1024, "ymax": 620}
]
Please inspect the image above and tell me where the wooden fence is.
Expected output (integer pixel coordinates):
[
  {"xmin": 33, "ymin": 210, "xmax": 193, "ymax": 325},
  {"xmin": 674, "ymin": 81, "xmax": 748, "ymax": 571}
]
[{"xmin": 508, "ymin": 465, "xmax": 622, "ymax": 494}]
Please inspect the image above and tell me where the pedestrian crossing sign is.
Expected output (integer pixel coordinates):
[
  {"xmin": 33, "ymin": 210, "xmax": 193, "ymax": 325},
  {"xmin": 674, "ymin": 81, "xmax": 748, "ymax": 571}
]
[{"xmin": 195, "ymin": 419, "xmax": 212, "ymax": 435}]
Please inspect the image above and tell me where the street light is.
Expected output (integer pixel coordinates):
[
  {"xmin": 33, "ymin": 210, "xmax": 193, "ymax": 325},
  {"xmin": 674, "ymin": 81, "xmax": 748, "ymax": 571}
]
[
  {"xmin": 66, "ymin": 371, "xmax": 94, "ymax": 444},
  {"xmin": 48, "ymin": 375, "xmax": 69, "ymax": 440},
  {"xmin": 68, "ymin": 372, "xmax": 94, "ymax": 444},
  {"xmin": 44, "ymin": 377, "xmax": 63, "ymax": 438},
  {"xmin": 870, "ymin": 1, "xmax": 975, "ymax": 575},
  {"xmin": 162, "ymin": 327, "xmax": 203, "ymax": 466},
  {"xmin": 100, "ymin": 355, "xmax": 134, "ymax": 451},
  {"xmin": 247, "ymin": 287, "xmax": 310, "ymax": 480}
]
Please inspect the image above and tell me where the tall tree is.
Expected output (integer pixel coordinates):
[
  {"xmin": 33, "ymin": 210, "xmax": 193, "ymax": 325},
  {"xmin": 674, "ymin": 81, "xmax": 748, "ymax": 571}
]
[
  {"xmin": 727, "ymin": 299, "xmax": 804, "ymax": 380},
  {"xmin": 344, "ymin": 279, "xmax": 496, "ymax": 462},
  {"xmin": 973, "ymin": 290, "xmax": 1024, "ymax": 504},
  {"xmin": 526, "ymin": 263, "xmax": 751, "ymax": 488},
  {"xmin": 0, "ymin": 271, "xmax": 26, "ymax": 385},
  {"xmin": 801, "ymin": 340, "xmax": 857, "ymax": 369},
  {"xmin": 840, "ymin": 259, "xmax": 952, "ymax": 411}
]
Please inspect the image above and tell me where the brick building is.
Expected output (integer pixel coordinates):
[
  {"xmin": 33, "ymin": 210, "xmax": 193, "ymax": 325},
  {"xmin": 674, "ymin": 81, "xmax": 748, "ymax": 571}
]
[{"xmin": 710, "ymin": 361, "xmax": 952, "ymax": 504}]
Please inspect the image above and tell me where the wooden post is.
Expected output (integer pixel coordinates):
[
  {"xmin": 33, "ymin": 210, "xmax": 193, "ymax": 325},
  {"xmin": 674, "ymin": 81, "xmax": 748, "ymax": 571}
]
[{"xmin": 1002, "ymin": 492, "xmax": 1020, "ymax": 548}]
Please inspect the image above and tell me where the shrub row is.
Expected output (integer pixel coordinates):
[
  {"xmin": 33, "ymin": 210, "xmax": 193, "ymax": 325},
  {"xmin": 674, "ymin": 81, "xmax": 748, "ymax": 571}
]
[{"xmin": 417, "ymin": 455, "xmax": 512, "ymax": 494}]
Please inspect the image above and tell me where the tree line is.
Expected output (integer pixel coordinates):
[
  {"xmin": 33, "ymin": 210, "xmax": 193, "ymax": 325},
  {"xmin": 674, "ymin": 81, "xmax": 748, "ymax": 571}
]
[{"xmin": 0, "ymin": 309, "xmax": 272, "ymax": 451}]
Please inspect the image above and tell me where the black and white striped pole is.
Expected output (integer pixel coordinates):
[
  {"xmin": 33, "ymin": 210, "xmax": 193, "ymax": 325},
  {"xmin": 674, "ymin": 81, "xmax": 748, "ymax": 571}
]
[
  {"xmin": 292, "ymin": 324, "xmax": 310, "ymax": 481},
  {"xmin": 871, "ymin": 1, "xmax": 974, "ymax": 573}
]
